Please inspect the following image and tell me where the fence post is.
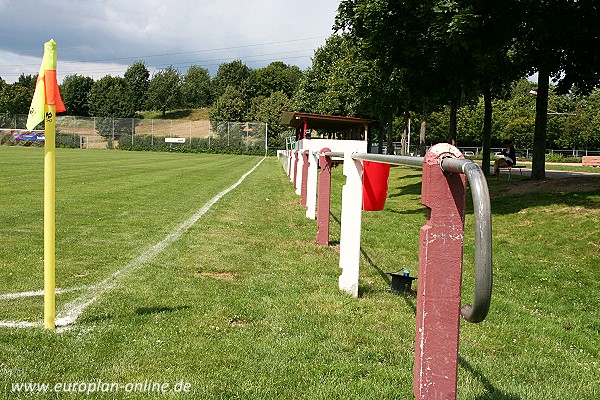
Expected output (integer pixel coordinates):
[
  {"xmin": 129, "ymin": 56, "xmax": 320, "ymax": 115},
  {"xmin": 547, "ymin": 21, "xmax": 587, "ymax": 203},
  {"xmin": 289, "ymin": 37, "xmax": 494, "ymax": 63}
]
[
  {"xmin": 292, "ymin": 150, "xmax": 299, "ymax": 186},
  {"xmin": 414, "ymin": 143, "xmax": 466, "ymax": 400},
  {"xmin": 316, "ymin": 148, "xmax": 332, "ymax": 245},
  {"xmin": 338, "ymin": 150, "xmax": 363, "ymax": 297},
  {"xmin": 305, "ymin": 150, "xmax": 319, "ymax": 220},
  {"xmin": 300, "ymin": 151, "xmax": 309, "ymax": 206},
  {"xmin": 295, "ymin": 150, "xmax": 304, "ymax": 195}
]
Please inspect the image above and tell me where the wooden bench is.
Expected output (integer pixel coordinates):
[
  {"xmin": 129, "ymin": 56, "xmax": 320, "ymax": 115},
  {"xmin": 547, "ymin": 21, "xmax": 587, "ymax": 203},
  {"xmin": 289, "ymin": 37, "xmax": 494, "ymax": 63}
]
[{"xmin": 582, "ymin": 156, "xmax": 600, "ymax": 167}]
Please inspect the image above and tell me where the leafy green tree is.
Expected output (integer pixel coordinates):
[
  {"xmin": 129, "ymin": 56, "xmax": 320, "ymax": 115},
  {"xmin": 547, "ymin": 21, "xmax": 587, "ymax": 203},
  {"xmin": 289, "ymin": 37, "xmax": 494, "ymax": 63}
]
[
  {"xmin": 0, "ymin": 77, "xmax": 35, "ymax": 116},
  {"xmin": 247, "ymin": 62, "xmax": 303, "ymax": 99},
  {"xmin": 181, "ymin": 65, "xmax": 212, "ymax": 108},
  {"xmin": 124, "ymin": 61, "xmax": 150, "ymax": 112},
  {"xmin": 87, "ymin": 76, "xmax": 136, "ymax": 139},
  {"xmin": 209, "ymin": 85, "xmax": 246, "ymax": 122},
  {"xmin": 511, "ymin": 0, "xmax": 600, "ymax": 178},
  {"xmin": 60, "ymin": 74, "xmax": 94, "ymax": 116},
  {"xmin": 211, "ymin": 60, "xmax": 250, "ymax": 99},
  {"xmin": 17, "ymin": 74, "xmax": 37, "ymax": 90},
  {"xmin": 145, "ymin": 66, "xmax": 183, "ymax": 117},
  {"xmin": 249, "ymin": 91, "xmax": 292, "ymax": 138}
]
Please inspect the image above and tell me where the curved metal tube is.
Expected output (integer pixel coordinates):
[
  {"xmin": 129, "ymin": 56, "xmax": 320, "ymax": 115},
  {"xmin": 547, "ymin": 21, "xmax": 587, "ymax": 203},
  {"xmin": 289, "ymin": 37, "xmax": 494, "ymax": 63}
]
[
  {"xmin": 319, "ymin": 150, "xmax": 493, "ymax": 322},
  {"xmin": 441, "ymin": 158, "xmax": 493, "ymax": 323}
]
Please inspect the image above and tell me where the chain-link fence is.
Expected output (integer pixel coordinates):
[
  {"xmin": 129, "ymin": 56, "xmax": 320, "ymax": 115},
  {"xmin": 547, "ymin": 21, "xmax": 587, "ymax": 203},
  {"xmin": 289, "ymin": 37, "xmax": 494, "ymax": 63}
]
[{"xmin": 0, "ymin": 113, "xmax": 268, "ymax": 155}]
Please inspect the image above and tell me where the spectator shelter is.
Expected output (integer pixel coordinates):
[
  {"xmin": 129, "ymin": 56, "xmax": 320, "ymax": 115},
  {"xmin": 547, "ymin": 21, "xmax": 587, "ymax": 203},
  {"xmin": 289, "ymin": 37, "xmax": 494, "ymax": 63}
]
[{"xmin": 281, "ymin": 111, "xmax": 372, "ymax": 142}]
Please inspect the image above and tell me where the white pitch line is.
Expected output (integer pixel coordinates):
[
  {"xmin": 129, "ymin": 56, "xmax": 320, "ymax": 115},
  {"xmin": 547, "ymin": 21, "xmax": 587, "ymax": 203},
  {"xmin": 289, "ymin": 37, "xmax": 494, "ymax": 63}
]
[
  {"xmin": 55, "ymin": 157, "xmax": 265, "ymax": 328},
  {"xmin": 0, "ymin": 320, "xmax": 42, "ymax": 328},
  {"xmin": 0, "ymin": 286, "xmax": 92, "ymax": 300}
]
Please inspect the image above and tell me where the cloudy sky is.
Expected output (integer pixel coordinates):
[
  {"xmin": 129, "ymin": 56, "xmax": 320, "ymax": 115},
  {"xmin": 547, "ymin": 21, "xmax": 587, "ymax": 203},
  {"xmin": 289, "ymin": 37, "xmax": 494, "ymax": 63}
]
[{"xmin": 0, "ymin": 0, "xmax": 341, "ymax": 83}]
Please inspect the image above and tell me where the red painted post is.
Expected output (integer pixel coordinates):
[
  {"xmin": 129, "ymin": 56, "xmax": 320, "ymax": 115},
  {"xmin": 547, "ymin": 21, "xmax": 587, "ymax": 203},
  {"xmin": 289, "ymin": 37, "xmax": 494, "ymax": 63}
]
[
  {"xmin": 300, "ymin": 150, "xmax": 309, "ymax": 205},
  {"xmin": 414, "ymin": 145, "xmax": 466, "ymax": 400},
  {"xmin": 316, "ymin": 148, "xmax": 332, "ymax": 246}
]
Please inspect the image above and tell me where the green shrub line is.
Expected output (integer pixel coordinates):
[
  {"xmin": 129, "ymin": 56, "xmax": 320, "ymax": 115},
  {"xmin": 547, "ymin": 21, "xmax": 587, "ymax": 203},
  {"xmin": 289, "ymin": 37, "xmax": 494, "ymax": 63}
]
[{"xmin": 118, "ymin": 134, "xmax": 269, "ymax": 156}]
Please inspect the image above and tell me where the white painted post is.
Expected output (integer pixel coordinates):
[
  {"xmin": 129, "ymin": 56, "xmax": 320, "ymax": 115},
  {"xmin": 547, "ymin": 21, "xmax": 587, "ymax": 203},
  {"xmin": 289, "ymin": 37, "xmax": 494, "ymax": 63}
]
[
  {"xmin": 338, "ymin": 151, "xmax": 363, "ymax": 297},
  {"xmin": 290, "ymin": 150, "xmax": 297, "ymax": 183},
  {"xmin": 305, "ymin": 150, "xmax": 319, "ymax": 220},
  {"xmin": 295, "ymin": 150, "xmax": 304, "ymax": 195}
]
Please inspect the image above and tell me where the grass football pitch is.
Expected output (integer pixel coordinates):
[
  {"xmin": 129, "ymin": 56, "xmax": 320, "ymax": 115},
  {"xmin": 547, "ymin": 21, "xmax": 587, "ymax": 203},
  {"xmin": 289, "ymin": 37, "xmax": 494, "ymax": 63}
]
[{"xmin": 0, "ymin": 147, "xmax": 599, "ymax": 399}]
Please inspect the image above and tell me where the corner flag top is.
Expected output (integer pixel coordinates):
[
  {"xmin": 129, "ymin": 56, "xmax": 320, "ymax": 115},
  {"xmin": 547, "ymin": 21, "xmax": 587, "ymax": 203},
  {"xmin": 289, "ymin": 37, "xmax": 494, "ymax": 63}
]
[{"xmin": 26, "ymin": 39, "xmax": 66, "ymax": 131}]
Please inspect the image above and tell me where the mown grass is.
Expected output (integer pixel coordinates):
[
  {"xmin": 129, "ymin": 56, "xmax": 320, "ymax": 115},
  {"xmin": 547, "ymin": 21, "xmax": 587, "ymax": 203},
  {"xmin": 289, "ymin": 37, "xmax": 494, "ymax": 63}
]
[{"xmin": 0, "ymin": 147, "xmax": 599, "ymax": 399}]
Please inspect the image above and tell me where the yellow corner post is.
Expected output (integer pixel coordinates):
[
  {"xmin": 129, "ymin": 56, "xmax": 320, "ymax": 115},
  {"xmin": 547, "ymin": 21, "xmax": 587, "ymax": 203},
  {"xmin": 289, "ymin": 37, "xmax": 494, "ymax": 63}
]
[
  {"xmin": 27, "ymin": 40, "xmax": 64, "ymax": 330},
  {"xmin": 44, "ymin": 103, "xmax": 56, "ymax": 330}
]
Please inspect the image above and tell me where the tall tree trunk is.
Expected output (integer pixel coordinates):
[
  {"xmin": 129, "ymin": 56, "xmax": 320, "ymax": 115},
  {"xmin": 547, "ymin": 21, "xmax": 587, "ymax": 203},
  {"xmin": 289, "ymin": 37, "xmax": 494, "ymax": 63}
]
[
  {"xmin": 377, "ymin": 124, "xmax": 384, "ymax": 154},
  {"xmin": 419, "ymin": 103, "xmax": 428, "ymax": 156},
  {"xmin": 532, "ymin": 66, "xmax": 550, "ymax": 180},
  {"xmin": 482, "ymin": 86, "xmax": 492, "ymax": 177},
  {"xmin": 449, "ymin": 98, "xmax": 458, "ymax": 146},
  {"xmin": 401, "ymin": 110, "xmax": 409, "ymax": 156},
  {"xmin": 386, "ymin": 115, "xmax": 394, "ymax": 155}
]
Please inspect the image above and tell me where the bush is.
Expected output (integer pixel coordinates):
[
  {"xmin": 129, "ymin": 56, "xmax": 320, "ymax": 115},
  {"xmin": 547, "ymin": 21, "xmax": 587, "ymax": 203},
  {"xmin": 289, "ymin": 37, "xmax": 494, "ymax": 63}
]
[
  {"xmin": 545, "ymin": 153, "xmax": 582, "ymax": 163},
  {"xmin": 56, "ymin": 132, "xmax": 82, "ymax": 149},
  {"xmin": 117, "ymin": 134, "xmax": 266, "ymax": 156}
]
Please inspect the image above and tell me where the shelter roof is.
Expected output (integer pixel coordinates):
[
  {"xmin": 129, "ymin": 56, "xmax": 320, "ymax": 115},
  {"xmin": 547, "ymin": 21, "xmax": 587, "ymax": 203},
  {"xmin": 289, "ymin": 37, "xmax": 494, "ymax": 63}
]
[{"xmin": 281, "ymin": 111, "xmax": 373, "ymax": 131}]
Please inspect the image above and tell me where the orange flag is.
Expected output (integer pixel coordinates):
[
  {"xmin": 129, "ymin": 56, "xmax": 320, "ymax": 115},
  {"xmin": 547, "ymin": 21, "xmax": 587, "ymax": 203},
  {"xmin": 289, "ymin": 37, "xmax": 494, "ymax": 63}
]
[{"xmin": 26, "ymin": 39, "xmax": 66, "ymax": 131}]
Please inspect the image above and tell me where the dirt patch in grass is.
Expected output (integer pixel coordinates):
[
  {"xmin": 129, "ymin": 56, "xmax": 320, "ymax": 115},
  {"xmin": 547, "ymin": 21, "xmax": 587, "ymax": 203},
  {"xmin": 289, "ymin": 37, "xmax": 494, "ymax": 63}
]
[
  {"xmin": 195, "ymin": 271, "xmax": 236, "ymax": 280},
  {"xmin": 504, "ymin": 176, "xmax": 600, "ymax": 196}
]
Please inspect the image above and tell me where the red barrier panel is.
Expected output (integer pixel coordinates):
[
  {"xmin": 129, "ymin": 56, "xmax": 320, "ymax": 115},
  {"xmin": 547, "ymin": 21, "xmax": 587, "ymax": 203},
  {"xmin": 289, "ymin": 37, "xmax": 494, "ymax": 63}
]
[
  {"xmin": 414, "ymin": 146, "xmax": 466, "ymax": 399},
  {"xmin": 362, "ymin": 161, "xmax": 390, "ymax": 211}
]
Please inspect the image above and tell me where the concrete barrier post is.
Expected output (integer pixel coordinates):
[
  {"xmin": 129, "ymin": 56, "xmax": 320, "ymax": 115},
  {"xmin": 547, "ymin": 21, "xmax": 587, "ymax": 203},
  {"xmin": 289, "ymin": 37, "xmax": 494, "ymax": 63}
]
[
  {"xmin": 287, "ymin": 150, "xmax": 293, "ymax": 179},
  {"xmin": 316, "ymin": 148, "xmax": 332, "ymax": 245},
  {"xmin": 306, "ymin": 150, "xmax": 319, "ymax": 219},
  {"xmin": 292, "ymin": 150, "xmax": 299, "ymax": 186},
  {"xmin": 338, "ymin": 151, "xmax": 363, "ymax": 297},
  {"xmin": 414, "ymin": 144, "xmax": 466, "ymax": 400}
]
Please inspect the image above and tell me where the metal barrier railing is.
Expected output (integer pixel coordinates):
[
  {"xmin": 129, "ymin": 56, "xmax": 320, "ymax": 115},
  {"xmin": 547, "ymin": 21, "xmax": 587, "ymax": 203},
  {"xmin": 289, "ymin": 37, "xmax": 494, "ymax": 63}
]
[
  {"xmin": 280, "ymin": 143, "xmax": 494, "ymax": 399},
  {"xmin": 320, "ymin": 151, "xmax": 493, "ymax": 323}
]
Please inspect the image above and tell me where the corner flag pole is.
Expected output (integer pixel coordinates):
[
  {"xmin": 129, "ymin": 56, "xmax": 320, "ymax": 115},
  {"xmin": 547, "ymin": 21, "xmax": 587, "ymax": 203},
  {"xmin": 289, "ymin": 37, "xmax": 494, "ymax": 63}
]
[
  {"xmin": 27, "ymin": 39, "xmax": 66, "ymax": 330},
  {"xmin": 44, "ymin": 103, "xmax": 57, "ymax": 330}
]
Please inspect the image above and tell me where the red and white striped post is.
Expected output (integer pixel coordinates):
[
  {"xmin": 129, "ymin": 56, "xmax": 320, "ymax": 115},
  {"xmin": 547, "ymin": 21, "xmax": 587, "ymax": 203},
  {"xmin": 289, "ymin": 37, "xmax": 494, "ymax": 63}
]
[
  {"xmin": 414, "ymin": 144, "xmax": 466, "ymax": 399},
  {"xmin": 316, "ymin": 148, "xmax": 332, "ymax": 245}
]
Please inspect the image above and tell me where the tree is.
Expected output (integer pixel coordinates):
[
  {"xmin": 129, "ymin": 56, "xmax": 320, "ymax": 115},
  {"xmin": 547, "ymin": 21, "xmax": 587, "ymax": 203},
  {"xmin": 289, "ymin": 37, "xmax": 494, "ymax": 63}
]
[
  {"xmin": 511, "ymin": 0, "xmax": 600, "ymax": 179},
  {"xmin": 87, "ymin": 76, "xmax": 136, "ymax": 139},
  {"xmin": 0, "ymin": 83, "xmax": 32, "ymax": 116},
  {"xmin": 181, "ymin": 65, "xmax": 212, "ymax": 108},
  {"xmin": 336, "ymin": 0, "xmax": 455, "ymax": 155},
  {"xmin": 211, "ymin": 60, "xmax": 250, "ymax": 99},
  {"xmin": 0, "ymin": 74, "xmax": 36, "ymax": 116},
  {"xmin": 145, "ymin": 66, "xmax": 183, "ymax": 118},
  {"xmin": 247, "ymin": 62, "xmax": 303, "ymax": 99},
  {"xmin": 60, "ymin": 74, "xmax": 94, "ymax": 116},
  {"xmin": 249, "ymin": 91, "xmax": 292, "ymax": 138},
  {"xmin": 209, "ymin": 85, "xmax": 246, "ymax": 122},
  {"xmin": 124, "ymin": 61, "xmax": 150, "ymax": 112}
]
